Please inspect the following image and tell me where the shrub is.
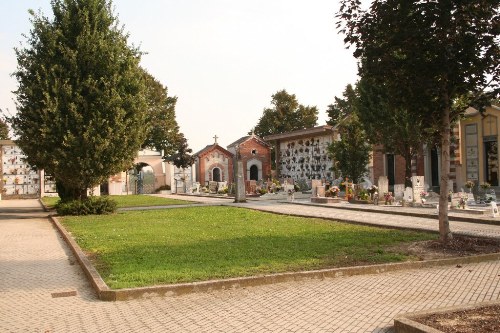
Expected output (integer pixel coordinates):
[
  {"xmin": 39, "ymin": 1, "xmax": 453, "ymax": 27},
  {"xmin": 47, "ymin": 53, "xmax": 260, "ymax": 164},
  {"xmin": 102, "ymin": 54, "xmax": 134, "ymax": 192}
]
[
  {"xmin": 56, "ymin": 196, "xmax": 117, "ymax": 216},
  {"xmin": 155, "ymin": 185, "xmax": 171, "ymax": 192}
]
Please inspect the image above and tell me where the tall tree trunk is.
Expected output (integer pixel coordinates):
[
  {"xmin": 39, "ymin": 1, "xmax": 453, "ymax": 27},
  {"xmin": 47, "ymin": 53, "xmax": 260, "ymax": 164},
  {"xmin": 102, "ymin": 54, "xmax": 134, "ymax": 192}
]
[
  {"xmin": 439, "ymin": 104, "xmax": 453, "ymax": 243},
  {"xmin": 404, "ymin": 149, "xmax": 413, "ymax": 188}
]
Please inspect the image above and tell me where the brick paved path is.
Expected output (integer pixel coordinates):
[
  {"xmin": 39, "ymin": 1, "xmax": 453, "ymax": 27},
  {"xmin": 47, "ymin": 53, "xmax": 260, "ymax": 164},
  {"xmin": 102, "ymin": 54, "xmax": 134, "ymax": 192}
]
[{"xmin": 1, "ymin": 198, "xmax": 500, "ymax": 332}]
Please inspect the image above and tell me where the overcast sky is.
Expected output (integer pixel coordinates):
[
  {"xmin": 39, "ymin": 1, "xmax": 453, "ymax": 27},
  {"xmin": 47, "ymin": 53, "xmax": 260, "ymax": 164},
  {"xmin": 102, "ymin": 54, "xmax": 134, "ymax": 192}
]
[{"xmin": 0, "ymin": 1, "xmax": 365, "ymax": 152}]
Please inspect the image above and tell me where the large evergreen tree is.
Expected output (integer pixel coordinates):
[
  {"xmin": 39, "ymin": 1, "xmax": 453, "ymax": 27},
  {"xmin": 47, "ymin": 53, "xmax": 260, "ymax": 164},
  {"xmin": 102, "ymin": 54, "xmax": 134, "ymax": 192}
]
[
  {"xmin": 338, "ymin": 0, "xmax": 499, "ymax": 242},
  {"xmin": 12, "ymin": 0, "xmax": 147, "ymax": 200},
  {"xmin": 252, "ymin": 90, "xmax": 318, "ymax": 137}
]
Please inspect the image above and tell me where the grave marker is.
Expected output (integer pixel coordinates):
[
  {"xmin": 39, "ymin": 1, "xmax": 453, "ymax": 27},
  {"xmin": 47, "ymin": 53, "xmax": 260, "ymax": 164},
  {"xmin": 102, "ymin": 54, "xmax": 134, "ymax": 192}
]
[
  {"xmin": 394, "ymin": 184, "xmax": 405, "ymax": 200},
  {"xmin": 378, "ymin": 176, "xmax": 388, "ymax": 196},
  {"xmin": 412, "ymin": 176, "xmax": 425, "ymax": 203}
]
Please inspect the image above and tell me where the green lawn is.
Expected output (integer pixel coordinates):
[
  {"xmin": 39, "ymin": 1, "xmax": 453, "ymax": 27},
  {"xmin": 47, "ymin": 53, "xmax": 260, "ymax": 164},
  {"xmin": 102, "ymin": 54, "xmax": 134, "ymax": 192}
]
[
  {"xmin": 42, "ymin": 195, "xmax": 192, "ymax": 209},
  {"xmin": 61, "ymin": 206, "xmax": 436, "ymax": 289}
]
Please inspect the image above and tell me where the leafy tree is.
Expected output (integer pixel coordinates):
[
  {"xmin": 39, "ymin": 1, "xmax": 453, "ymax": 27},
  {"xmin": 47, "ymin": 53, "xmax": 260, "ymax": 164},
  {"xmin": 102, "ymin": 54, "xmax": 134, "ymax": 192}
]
[
  {"xmin": 252, "ymin": 90, "xmax": 318, "ymax": 137},
  {"xmin": 328, "ymin": 114, "xmax": 371, "ymax": 184},
  {"xmin": 0, "ymin": 117, "xmax": 10, "ymax": 140},
  {"xmin": 164, "ymin": 133, "xmax": 194, "ymax": 169},
  {"xmin": 326, "ymin": 84, "xmax": 357, "ymax": 127},
  {"xmin": 338, "ymin": 0, "xmax": 499, "ymax": 242},
  {"xmin": 141, "ymin": 70, "xmax": 180, "ymax": 156},
  {"xmin": 356, "ymin": 77, "xmax": 428, "ymax": 187},
  {"xmin": 12, "ymin": 0, "xmax": 147, "ymax": 201}
]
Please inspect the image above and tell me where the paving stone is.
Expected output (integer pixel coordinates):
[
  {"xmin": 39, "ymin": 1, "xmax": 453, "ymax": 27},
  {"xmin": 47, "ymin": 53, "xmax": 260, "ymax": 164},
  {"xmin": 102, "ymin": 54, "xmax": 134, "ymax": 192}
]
[{"xmin": 1, "ymin": 198, "xmax": 500, "ymax": 332}]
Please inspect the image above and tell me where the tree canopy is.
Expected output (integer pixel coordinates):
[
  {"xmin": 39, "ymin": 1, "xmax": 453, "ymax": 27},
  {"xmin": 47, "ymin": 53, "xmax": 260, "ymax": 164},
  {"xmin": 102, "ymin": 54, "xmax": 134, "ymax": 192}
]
[
  {"xmin": 356, "ymin": 77, "xmax": 428, "ymax": 187},
  {"xmin": 164, "ymin": 133, "xmax": 194, "ymax": 170},
  {"xmin": 0, "ymin": 117, "xmax": 10, "ymax": 140},
  {"xmin": 338, "ymin": 0, "xmax": 499, "ymax": 242},
  {"xmin": 141, "ymin": 70, "xmax": 180, "ymax": 156},
  {"xmin": 326, "ymin": 85, "xmax": 371, "ymax": 184},
  {"xmin": 326, "ymin": 84, "xmax": 357, "ymax": 127},
  {"xmin": 252, "ymin": 90, "xmax": 318, "ymax": 137},
  {"xmin": 12, "ymin": 0, "xmax": 147, "ymax": 200}
]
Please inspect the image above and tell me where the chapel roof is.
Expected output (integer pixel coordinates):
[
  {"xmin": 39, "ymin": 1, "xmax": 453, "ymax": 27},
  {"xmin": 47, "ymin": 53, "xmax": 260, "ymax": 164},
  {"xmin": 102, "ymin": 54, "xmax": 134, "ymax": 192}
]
[
  {"xmin": 227, "ymin": 134, "xmax": 271, "ymax": 149},
  {"xmin": 194, "ymin": 143, "xmax": 234, "ymax": 158}
]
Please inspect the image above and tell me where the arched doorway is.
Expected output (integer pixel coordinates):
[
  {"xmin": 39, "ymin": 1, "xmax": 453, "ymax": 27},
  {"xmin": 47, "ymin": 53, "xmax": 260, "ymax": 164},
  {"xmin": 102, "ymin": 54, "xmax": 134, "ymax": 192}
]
[
  {"xmin": 212, "ymin": 167, "xmax": 221, "ymax": 182},
  {"xmin": 130, "ymin": 163, "xmax": 155, "ymax": 194},
  {"xmin": 250, "ymin": 165, "xmax": 259, "ymax": 181}
]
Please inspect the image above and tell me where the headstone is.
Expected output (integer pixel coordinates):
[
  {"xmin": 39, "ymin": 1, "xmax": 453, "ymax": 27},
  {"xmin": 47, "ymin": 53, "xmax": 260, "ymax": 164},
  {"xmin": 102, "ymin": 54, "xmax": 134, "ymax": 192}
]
[
  {"xmin": 491, "ymin": 201, "xmax": 499, "ymax": 218},
  {"xmin": 217, "ymin": 181, "xmax": 227, "ymax": 193},
  {"xmin": 412, "ymin": 176, "xmax": 425, "ymax": 204},
  {"xmin": 209, "ymin": 181, "xmax": 217, "ymax": 193},
  {"xmin": 404, "ymin": 187, "xmax": 413, "ymax": 202},
  {"xmin": 466, "ymin": 192, "xmax": 475, "ymax": 206},
  {"xmin": 394, "ymin": 184, "xmax": 405, "ymax": 200},
  {"xmin": 317, "ymin": 186, "xmax": 326, "ymax": 197},
  {"xmin": 451, "ymin": 193, "xmax": 461, "ymax": 208},
  {"xmin": 447, "ymin": 180, "xmax": 454, "ymax": 193},
  {"xmin": 378, "ymin": 176, "xmax": 389, "ymax": 196},
  {"xmin": 311, "ymin": 179, "xmax": 322, "ymax": 197},
  {"xmin": 249, "ymin": 180, "xmax": 257, "ymax": 194}
]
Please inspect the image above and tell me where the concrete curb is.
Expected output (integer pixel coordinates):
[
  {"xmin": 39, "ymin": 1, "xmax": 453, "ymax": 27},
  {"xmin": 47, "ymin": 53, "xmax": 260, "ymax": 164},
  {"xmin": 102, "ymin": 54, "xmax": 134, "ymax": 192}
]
[
  {"xmin": 38, "ymin": 198, "xmax": 52, "ymax": 212},
  {"xmin": 289, "ymin": 201, "xmax": 500, "ymax": 226},
  {"xmin": 49, "ymin": 215, "xmax": 500, "ymax": 302},
  {"xmin": 393, "ymin": 300, "xmax": 500, "ymax": 332}
]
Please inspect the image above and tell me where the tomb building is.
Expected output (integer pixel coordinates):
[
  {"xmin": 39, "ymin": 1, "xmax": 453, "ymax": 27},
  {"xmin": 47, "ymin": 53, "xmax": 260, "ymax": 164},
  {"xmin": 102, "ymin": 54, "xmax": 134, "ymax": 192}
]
[
  {"xmin": 372, "ymin": 104, "xmax": 500, "ymax": 193},
  {"xmin": 227, "ymin": 133, "xmax": 272, "ymax": 183},
  {"xmin": 194, "ymin": 136, "xmax": 234, "ymax": 186},
  {"xmin": 264, "ymin": 125, "xmax": 338, "ymax": 184}
]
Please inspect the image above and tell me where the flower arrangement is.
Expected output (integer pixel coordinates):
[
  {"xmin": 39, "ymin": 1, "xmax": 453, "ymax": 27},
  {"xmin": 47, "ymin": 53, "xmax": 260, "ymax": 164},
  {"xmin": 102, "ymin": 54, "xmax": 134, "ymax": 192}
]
[
  {"xmin": 465, "ymin": 180, "xmax": 475, "ymax": 189},
  {"xmin": 358, "ymin": 189, "xmax": 369, "ymax": 200},
  {"xmin": 326, "ymin": 186, "xmax": 340, "ymax": 197},
  {"xmin": 14, "ymin": 177, "xmax": 20, "ymax": 184},
  {"xmin": 384, "ymin": 192, "xmax": 394, "ymax": 205},
  {"xmin": 218, "ymin": 186, "xmax": 228, "ymax": 194},
  {"xmin": 420, "ymin": 191, "xmax": 428, "ymax": 199},
  {"xmin": 458, "ymin": 195, "xmax": 467, "ymax": 209},
  {"xmin": 368, "ymin": 185, "xmax": 378, "ymax": 195},
  {"xmin": 480, "ymin": 182, "xmax": 491, "ymax": 190}
]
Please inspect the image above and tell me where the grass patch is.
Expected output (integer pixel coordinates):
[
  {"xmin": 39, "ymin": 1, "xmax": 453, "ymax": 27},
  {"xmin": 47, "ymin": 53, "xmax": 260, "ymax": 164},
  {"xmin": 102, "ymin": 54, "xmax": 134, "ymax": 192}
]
[
  {"xmin": 61, "ymin": 206, "xmax": 436, "ymax": 289},
  {"xmin": 42, "ymin": 195, "xmax": 192, "ymax": 209}
]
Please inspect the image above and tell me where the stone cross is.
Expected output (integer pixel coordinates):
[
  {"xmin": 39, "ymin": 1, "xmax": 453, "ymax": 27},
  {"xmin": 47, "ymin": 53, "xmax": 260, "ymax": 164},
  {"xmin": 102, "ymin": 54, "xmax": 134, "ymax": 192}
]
[{"xmin": 213, "ymin": 135, "xmax": 219, "ymax": 144}]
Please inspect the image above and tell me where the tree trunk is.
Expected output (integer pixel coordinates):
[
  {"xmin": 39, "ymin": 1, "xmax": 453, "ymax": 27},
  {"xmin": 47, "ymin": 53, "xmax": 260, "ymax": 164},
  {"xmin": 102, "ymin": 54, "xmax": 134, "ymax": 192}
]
[
  {"xmin": 438, "ymin": 104, "xmax": 453, "ymax": 243},
  {"xmin": 404, "ymin": 149, "xmax": 413, "ymax": 188}
]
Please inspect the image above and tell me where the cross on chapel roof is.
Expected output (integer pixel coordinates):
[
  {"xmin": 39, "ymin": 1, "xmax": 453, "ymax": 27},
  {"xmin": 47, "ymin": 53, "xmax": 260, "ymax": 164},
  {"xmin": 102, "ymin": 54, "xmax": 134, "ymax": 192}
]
[{"xmin": 213, "ymin": 135, "xmax": 219, "ymax": 145}]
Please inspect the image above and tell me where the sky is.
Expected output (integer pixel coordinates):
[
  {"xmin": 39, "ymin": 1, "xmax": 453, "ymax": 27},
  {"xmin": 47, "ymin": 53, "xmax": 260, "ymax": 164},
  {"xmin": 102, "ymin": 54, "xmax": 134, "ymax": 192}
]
[{"xmin": 0, "ymin": 1, "xmax": 365, "ymax": 152}]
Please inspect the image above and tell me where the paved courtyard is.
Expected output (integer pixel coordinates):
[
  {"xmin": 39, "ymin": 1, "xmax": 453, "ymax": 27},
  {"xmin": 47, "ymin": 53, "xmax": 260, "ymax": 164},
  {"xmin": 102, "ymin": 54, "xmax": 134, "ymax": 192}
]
[{"xmin": 1, "ymin": 198, "xmax": 500, "ymax": 332}]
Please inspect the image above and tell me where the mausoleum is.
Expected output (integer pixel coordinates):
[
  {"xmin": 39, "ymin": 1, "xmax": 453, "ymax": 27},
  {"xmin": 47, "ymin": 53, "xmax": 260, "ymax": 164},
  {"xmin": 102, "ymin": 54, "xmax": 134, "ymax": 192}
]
[
  {"xmin": 194, "ymin": 136, "xmax": 234, "ymax": 186},
  {"xmin": 227, "ymin": 133, "xmax": 271, "ymax": 183}
]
